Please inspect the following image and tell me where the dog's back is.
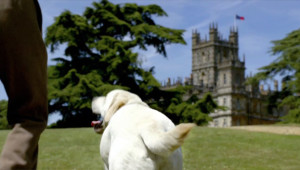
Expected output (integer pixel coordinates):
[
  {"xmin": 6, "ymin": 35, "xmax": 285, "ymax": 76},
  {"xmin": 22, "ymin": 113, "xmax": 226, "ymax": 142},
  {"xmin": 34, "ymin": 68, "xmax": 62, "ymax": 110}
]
[
  {"xmin": 93, "ymin": 89, "xmax": 195, "ymax": 170},
  {"xmin": 103, "ymin": 103, "xmax": 194, "ymax": 170}
]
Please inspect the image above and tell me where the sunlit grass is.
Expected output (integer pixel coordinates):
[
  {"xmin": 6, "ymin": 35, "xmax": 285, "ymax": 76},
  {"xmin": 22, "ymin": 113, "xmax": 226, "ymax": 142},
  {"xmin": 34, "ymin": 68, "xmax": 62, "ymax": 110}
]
[
  {"xmin": 1, "ymin": 126, "xmax": 300, "ymax": 169},
  {"xmin": 38, "ymin": 128, "xmax": 103, "ymax": 169},
  {"xmin": 183, "ymin": 127, "xmax": 300, "ymax": 170}
]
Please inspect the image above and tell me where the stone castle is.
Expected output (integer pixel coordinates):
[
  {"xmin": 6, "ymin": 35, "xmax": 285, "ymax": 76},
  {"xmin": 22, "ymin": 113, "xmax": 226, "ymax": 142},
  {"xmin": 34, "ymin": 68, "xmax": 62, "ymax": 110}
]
[{"xmin": 162, "ymin": 23, "xmax": 288, "ymax": 127}]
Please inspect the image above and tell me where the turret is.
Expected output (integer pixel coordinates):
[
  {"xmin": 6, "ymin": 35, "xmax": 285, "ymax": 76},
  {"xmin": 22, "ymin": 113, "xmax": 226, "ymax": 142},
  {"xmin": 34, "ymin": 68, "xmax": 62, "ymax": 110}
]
[
  {"xmin": 229, "ymin": 26, "xmax": 238, "ymax": 45},
  {"xmin": 209, "ymin": 22, "xmax": 218, "ymax": 42},
  {"xmin": 192, "ymin": 29, "xmax": 200, "ymax": 46}
]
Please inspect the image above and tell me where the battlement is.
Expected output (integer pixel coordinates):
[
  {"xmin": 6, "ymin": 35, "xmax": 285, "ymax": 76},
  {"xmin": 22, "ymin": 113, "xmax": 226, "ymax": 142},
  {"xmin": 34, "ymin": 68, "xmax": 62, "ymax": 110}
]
[{"xmin": 192, "ymin": 22, "xmax": 238, "ymax": 47}]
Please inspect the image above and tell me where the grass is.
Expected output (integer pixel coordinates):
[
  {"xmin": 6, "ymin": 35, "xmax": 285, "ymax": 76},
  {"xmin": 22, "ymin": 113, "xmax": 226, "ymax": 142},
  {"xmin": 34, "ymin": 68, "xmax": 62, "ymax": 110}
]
[
  {"xmin": 183, "ymin": 127, "xmax": 300, "ymax": 170},
  {"xmin": 1, "ymin": 126, "xmax": 300, "ymax": 170}
]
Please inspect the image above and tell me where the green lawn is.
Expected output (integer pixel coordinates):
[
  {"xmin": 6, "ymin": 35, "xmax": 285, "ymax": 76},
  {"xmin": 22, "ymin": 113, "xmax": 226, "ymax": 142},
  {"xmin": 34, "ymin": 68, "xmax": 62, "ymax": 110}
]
[{"xmin": 1, "ymin": 127, "xmax": 300, "ymax": 170}]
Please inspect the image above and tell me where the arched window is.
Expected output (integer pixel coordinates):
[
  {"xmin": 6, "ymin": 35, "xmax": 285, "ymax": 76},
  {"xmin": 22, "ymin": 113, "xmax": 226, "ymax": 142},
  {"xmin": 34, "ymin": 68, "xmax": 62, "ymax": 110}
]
[
  {"xmin": 223, "ymin": 118, "xmax": 227, "ymax": 127},
  {"xmin": 200, "ymin": 80, "xmax": 204, "ymax": 87},
  {"xmin": 237, "ymin": 98, "xmax": 240, "ymax": 109}
]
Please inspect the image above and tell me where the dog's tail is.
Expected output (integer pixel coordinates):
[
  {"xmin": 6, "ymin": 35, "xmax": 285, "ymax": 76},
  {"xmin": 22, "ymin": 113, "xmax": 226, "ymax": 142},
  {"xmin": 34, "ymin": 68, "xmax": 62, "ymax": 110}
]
[{"xmin": 140, "ymin": 123, "xmax": 195, "ymax": 156}]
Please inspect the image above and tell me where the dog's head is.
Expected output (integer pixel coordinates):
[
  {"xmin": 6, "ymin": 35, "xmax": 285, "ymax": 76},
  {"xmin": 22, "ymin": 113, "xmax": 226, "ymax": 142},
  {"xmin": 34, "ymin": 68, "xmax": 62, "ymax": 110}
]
[
  {"xmin": 91, "ymin": 96, "xmax": 106, "ymax": 134},
  {"xmin": 91, "ymin": 89, "xmax": 145, "ymax": 134}
]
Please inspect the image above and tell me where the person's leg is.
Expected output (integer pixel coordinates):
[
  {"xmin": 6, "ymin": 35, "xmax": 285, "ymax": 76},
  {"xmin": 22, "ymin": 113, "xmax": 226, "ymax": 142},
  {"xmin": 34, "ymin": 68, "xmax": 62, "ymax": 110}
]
[
  {"xmin": 0, "ymin": 0, "xmax": 48, "ymax": 169},
  {"xmin": 0, "ymin": 122, "xmax": 45, "ymax": 169}
]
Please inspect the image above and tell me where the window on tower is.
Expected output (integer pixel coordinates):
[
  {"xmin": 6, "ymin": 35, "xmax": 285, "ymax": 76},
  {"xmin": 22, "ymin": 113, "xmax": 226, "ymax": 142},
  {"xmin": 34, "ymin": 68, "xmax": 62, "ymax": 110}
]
[
  {"xmin": 223, "ymin": 49, "xmax": 228, "ymax": 58},
  {"xmin": 200, "ymin": 80, "xmax": 204, "ymax": 87},
  {"xmin": 207, "ymin": 51, "xmax": 209, "ymax": 62},
  {"xmin": 202, "ymin": 52, "xmax": 205, "ymax": 62},
  {"xmin": 214, "ymin": 119, "xmax": 219, "ymax": 127},
  {"xmin": 237, "ymin": 98, "xmax": 240, "ymax": 110},
  {"xmin": 223, "ymin": 118, "xmax": 227, "ymax": 127},
  {"xmin": 224, "ymin": 73, "xmax": 227, "ymax": 84}
]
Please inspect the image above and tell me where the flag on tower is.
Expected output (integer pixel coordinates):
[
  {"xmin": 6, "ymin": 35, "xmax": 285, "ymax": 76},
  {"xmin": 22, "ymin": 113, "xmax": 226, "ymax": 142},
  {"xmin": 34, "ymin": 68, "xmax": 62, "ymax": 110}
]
[{"xmin": 236, "ymin": 15, "xmax": 245, "ymax": 20}]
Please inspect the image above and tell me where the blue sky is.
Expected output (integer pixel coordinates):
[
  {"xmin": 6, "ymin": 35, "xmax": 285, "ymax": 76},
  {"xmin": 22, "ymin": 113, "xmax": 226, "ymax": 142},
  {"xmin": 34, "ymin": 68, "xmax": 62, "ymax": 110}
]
[{"xmin": 1, "ymin": 0, "xmax": 300, "ymax": 123}]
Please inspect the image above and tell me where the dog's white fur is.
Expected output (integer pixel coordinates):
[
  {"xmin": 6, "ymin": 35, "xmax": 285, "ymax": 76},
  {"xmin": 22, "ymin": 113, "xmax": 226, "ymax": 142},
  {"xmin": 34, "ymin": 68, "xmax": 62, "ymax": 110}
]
[{"xmin": 92, "ymin": 89, "xmax": 195, "ymax": 170}]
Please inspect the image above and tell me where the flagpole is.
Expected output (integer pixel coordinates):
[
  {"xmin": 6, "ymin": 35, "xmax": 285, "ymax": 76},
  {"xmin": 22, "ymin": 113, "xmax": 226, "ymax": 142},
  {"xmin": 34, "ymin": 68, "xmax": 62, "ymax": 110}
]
[{"xmin": 234, "ymin": 14, "xmax": 236, "ymax": 31}]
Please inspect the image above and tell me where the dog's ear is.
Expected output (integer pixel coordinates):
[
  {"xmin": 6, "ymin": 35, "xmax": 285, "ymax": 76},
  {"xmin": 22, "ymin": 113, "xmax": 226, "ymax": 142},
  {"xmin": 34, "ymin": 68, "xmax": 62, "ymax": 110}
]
[
  {"xmin": 103, "ymin": 89, "xmax": 144, "ymax": 125},
  {"xmin": 92, "ymin": 97, "xmax": 106, "ymax": 115},
  {"xmin": 104, "ymin": 93, "xmax": 127, "ymax": 125}
]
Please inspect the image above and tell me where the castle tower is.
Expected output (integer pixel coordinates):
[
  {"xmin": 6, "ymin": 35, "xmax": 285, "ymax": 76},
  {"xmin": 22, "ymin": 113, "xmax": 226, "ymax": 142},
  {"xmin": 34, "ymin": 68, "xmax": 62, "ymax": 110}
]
[
  {"xmin": 191, "ymin": 22, "xmax": 219, "ymax": 88},
  {"xmin": 229, "ymin": 26, "xmax": 238, "ymax": 45},
  {"xmin": 192, "ymin": 23, "xmax": 246, "ymax": 127}
]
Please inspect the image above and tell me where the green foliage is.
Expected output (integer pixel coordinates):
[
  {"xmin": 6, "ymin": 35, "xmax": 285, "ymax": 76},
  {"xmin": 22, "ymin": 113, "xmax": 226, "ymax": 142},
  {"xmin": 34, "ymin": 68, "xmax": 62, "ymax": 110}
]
[
  {"xmin": 0, "ymin": 100, "xmax": 9, "ymax": 129},
  {"xmin": 250, "ymin": 28, "xmax": 300, "ymax": 123},
  {"xmin": 45, "ymin": 0, "xmax": 186, "ymax": 127},
  {"xmin": 281, "ymin": 108, "xmax": 300, "ymax": 123},
  {"xmin": 263, "ymin": 90, "xmax": 292, "ymax": 115},
  {"xmin": 163, "ymin": 88, "xmax": 221, "ymax": 125}
]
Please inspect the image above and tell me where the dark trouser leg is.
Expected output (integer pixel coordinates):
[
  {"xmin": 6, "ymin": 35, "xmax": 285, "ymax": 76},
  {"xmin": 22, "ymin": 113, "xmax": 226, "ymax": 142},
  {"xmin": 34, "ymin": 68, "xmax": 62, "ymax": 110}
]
[{"xmin": 0, "ymin": 0, "xmax": 48, "ymax": 169}]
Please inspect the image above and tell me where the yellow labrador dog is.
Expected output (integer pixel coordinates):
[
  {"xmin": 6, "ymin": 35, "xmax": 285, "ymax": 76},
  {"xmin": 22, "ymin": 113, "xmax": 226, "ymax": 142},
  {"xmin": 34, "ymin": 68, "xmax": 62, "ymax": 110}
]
[{"xmin": 91, "ymin": 89, "xmax": 195, "ymax": 170}]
